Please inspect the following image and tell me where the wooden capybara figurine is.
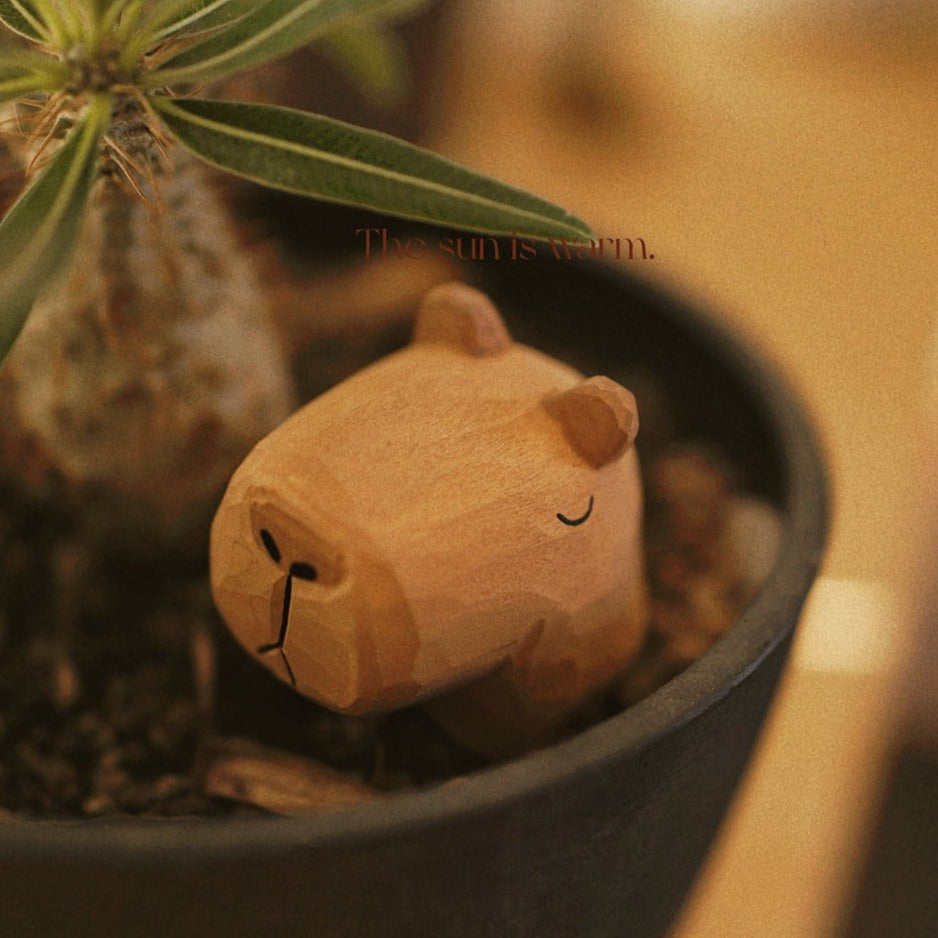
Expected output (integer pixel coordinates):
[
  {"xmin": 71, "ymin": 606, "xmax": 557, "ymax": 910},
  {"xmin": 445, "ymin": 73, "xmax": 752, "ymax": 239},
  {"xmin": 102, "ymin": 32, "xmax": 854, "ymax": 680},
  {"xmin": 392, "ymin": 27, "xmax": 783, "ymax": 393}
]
[{"xmin": 210, "ymin": 282, "xmax": 650, "ymax": 756}]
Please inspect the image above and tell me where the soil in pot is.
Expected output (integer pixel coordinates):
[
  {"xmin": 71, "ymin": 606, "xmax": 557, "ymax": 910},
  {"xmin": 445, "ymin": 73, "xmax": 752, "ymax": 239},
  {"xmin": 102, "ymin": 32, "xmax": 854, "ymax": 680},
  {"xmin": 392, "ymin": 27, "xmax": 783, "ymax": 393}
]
[{"xmin": 0, "ymin": 305, "xmax": 781, "ymax": 818}]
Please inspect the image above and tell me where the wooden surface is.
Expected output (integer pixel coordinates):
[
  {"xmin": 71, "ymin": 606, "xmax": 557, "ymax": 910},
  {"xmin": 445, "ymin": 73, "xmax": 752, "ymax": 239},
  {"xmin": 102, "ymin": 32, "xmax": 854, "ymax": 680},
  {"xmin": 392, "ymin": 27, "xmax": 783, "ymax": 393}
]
[{"xmin": 428, "ymin": 3, "xmax": 937, "ymax": 935}]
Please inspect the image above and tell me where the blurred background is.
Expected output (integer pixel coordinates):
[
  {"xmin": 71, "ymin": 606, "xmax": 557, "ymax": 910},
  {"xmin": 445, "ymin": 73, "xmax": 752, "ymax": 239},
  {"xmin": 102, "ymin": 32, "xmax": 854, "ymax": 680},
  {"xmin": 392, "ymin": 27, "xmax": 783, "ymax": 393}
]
[{"xmin": 263, "ymin": 1, "xmax": 937, "ymax": 934}]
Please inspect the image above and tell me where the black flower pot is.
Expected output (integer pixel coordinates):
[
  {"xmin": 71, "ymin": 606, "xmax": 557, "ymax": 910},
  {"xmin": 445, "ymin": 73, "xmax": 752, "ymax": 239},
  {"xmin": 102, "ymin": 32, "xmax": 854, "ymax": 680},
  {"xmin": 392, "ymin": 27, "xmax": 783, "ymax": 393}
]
[{"xmin": 0, "ymin": 257, "xmax": 827, "ymax": 938}]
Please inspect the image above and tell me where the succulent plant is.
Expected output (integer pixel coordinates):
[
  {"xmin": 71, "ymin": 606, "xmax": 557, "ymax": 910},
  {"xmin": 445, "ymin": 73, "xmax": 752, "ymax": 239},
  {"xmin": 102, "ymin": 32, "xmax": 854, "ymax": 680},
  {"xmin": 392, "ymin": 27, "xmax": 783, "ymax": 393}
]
[{"xmin": 0, "ymin": 0, "xmax": 592, "ymax": 364}]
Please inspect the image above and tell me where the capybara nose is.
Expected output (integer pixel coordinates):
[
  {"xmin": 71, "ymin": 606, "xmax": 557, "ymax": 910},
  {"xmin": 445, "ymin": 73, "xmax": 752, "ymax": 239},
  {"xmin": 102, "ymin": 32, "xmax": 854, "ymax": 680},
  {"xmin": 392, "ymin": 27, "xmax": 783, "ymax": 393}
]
[
  {"xmin": 289, "ymin": 560, "xmax": 317, "ymax": 581},
  {"xmin": 258, "ymin": 527, "xmax": 318, "ymax": 581},
  {"xmin": 251, "ymin": 506, "xmax": 345, "ymax": 588}
]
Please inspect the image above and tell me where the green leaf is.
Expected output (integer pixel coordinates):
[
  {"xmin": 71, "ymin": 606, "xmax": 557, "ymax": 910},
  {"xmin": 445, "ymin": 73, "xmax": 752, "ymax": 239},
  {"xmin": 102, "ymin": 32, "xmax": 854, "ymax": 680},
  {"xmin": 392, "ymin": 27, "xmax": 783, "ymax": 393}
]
[
  {"xmin": 120, "ymin": 0, "xmax": 256, "ymax": 69},
  {"xmin": 0, "ymin": 93, "xmax": 110, "ymax": 363},
  {"xmin": 146, "ymin": 0, "xmax": 255, "ymax": 40},
  {"xmin": 0, "ymin": 73, "xmax": 47, "ymax": 103},
  {"xmin": 148, "ymin": 0, "xmax": 402, "ymax": 86},
  {"xmin": 316, "ymin": 22, "xmax": 408, "ymax": 109},
  {"xmin": 152, "ymin": 96, "xmax": 593, "ymax": 240},
  {"xmin": 0, "ymin": 0, "xmax": 46, "ymax": 41},
  {"xmin": 0, "ymin": 47, "xmax": 68, "ymax": 101}
]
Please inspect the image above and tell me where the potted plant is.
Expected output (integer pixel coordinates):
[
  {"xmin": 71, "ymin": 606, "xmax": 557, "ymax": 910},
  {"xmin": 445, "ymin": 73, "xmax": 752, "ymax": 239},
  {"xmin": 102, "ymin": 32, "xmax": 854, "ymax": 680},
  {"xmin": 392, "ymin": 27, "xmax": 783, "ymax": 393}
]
[{"xmin": 0, "ymin": 3, "xmax": 828, "ymax": 936}]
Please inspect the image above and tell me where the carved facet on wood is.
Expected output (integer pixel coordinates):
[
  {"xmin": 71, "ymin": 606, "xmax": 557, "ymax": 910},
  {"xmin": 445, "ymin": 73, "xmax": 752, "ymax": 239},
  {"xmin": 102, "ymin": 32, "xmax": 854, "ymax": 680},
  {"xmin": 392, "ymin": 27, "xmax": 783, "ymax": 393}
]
[{"xmin": 210, "ymin": 282, "xmax": 650, "ymax": 754}]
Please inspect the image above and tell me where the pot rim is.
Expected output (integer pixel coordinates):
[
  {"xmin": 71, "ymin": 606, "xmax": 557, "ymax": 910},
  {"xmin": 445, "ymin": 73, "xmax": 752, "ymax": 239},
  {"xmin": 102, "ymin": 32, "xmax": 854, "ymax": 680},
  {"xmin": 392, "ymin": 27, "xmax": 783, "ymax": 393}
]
[{"xmin": 0, "ymin": 263, "xmax": 828, "ymax": 859}]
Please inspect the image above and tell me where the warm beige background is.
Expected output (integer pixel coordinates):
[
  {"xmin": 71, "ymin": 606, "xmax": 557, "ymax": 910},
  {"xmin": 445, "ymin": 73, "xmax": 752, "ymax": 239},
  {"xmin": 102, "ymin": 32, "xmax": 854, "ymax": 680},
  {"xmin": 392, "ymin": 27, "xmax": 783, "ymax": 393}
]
[{"xmin": 429, "ymin": 3, "xmax": 937, "ymax": 934}]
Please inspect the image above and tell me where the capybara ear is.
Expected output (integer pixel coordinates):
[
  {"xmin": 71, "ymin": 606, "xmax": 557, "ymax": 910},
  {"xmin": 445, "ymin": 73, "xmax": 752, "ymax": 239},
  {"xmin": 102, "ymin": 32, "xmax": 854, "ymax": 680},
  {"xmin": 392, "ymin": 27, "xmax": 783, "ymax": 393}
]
[
  {"xmin": 412, "ymin": 282, "xmax": 512, "ymax": 356},
  {"xmin": 545, "ymin": 376, "xmax": 639, "ymax": 468}
]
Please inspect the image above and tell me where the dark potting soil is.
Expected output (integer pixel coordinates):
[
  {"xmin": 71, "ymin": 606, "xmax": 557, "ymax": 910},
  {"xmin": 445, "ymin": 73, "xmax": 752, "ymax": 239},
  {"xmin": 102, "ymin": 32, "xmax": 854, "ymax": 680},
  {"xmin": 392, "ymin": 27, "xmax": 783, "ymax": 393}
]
[{"xmin": 0, "ymin": 420, "xmax": 776, "ymax": 819}]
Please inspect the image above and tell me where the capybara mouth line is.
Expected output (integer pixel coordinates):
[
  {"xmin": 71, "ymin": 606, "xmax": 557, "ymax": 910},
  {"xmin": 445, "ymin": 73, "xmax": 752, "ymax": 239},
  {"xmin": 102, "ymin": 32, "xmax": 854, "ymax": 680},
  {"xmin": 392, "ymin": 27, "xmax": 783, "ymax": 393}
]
[
  {"xmin": 258, "ymin": 574, "xmax": 297, "ymax": 686},
  {"xmin": 279, "ymin": 648, "xmax": 297, "ymax": 687}
]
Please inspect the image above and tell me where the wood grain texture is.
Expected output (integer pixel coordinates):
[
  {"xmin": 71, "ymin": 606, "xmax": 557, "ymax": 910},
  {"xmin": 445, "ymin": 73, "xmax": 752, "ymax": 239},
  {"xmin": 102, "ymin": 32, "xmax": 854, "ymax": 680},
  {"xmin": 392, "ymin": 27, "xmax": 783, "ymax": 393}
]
[{"xmin": 210, "ymin": 282, "xmax": 649, "ymax": 753}]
